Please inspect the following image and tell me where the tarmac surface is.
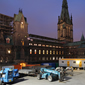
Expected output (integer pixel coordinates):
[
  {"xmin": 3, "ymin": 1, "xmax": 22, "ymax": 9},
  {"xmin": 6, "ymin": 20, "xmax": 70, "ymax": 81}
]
[{"xmin": 10, "ymin": 70, "xmax": 85, "ymax": 85}]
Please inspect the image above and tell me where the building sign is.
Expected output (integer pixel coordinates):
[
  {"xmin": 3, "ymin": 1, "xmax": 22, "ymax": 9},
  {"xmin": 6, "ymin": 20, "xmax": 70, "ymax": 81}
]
[{"xmin": 6, "ymin": 38, "xmax": 10, "ymax": 43}]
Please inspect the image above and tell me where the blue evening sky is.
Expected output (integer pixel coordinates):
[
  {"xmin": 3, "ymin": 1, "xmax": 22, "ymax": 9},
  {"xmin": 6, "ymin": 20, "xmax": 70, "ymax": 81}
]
[{"xmin": 0, "ymin": 0, "xmax": 85, "ymax": 41}]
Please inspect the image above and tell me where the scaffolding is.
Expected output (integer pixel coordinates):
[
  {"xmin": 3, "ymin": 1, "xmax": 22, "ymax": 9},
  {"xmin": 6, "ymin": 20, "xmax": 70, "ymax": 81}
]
[{"xmin": 0, "ymin": 13, "xmax": 14, "ymax": 36}]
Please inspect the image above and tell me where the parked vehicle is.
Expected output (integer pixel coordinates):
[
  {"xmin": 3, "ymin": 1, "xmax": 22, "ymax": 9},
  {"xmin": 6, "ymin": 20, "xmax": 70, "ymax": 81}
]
[
  {"xmin": 0, "ymin": 66, "xmax": 19, "ymax": 85},
  {"xmin": 19, "ymin": 65, "xmax": 52, "ymax": 75},
  {"xmin": 37, "ymin": 67, "xmax": 64, "ymax": 82},
  {"xmin": 0, "ymin": 68, "xmax": 14, "ymax": 84},
  {"xmin": 59, "ymin": 58, "xmax": 85, "ymax": 69}
]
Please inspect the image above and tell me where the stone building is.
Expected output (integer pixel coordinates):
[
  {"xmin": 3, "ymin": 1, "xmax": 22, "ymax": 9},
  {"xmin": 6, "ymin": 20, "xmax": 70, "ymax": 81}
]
[
  {"xmin": 0, "ymin": 13, "xmax": 14, "ymax": 63},
  {"xmin": 57, "ymin": 0, "xmax": 73, "ymax": 43},
  {"xmin": 0, "ymin": 0, "xmax": 85, "ymax": 64}
]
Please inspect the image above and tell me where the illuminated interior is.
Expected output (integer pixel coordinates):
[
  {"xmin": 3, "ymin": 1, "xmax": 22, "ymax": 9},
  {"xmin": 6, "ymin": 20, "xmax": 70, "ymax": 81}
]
[
  {"xmin": 76, "ymin": 61, "xmax": 80, "ymax": 64},
  {"xmin": 8, "ymin": 50, "xmax": 11, "ymax": 54}
]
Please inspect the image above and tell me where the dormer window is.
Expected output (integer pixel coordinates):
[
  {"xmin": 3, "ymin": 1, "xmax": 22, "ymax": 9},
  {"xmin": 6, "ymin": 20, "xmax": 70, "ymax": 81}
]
[{"xmin": 6, "ymin": 38, "xmax": 10, "ymax": 43}]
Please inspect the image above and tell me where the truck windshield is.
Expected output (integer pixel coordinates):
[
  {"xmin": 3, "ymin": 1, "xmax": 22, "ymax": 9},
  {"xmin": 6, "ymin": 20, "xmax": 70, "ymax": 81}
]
[{"xmin": 8, "ymin": 71, "xmax": 13, "ymax": 78}]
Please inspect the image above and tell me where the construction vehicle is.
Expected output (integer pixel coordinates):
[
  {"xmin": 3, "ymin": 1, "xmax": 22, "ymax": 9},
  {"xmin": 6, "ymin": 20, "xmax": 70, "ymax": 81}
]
[
  {"xmin": 19, "ymin": 65, "xmax": 52, "ymax": 75},
  {"xmin": 0, "ymin": 66, "xmax": 19, "ymax": 85},
  {"xmin": 0, "ymin": 68, "xmax": 14, "ymax": 84},
  {"xmin": 37, "ymin": 67, "xmax": 64, "ymax": 82},
  {"xmin": 13, "ymin": 69, "xmax": 19, "ymax": 78}
]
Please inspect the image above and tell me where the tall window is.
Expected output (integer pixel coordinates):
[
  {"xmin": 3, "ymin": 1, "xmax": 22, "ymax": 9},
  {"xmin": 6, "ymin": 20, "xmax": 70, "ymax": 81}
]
[
  {"xmin": 53, "ymin": 57, "xmax": 55, "ymax": 60},
  {"xmin": 46, "ymin": 57, "xmax": 48, "ymax": 60},
  {"xmin": 30, "ymin": 49, "xmax": 32, "ymax": 54},
  {"xmin": 53, "ymin": 51, "xmax": 55, "ymax": 54},
  {"xmin": 50, "ymin": 50, "xmax": 52, "ymax": 54},
  {"xmin": 34, "ymin": 49, "xmax": 37, "ymax": 54},
  {"xmin": 43, "ymin": 50, "xmax": 45, "ymax": 54},
  {"xmin": 39, "ymin": 50, "xmax": 41, "ymax": 54},
  {"xmin": 50, "ymin": 57, "xmax": 51, "ymax": 60},
  {"xmin": 21, "ymin": 22, "xmax": 24, "ymax": 29},
  {"xmin": 46, "ymin": 50, "xmax": 48, "ymax": 54},
  {"xmin": 59, "ymin": 51, "xmax": 61, "ymax": 54},
  {"xmin": 42, "ymin": 57, "xmax": 45, "ymax": 60},
  {"xmin": 56, "ymin": 57, "xmax": 58, "ymax": 60},
  {"xmin": 56, "ymin": 51, "xmax": 58, "ymax": 54}
]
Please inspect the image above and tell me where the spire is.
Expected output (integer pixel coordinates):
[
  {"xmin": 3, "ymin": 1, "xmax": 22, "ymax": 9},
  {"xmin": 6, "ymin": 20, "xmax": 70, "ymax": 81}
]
[
  {"xmin": 81, "ymin": 33, "xmax": 85, "ymax": 41},
  {"xmin": 60, "ymin": 0, "xmax": 71, "ymax": 24},
  {"xmin": 62, "ymin": 0, "xmax": 68, "ymax": 8},
  {"xmin": 19, "ymin": 8, "xmax": 23, "ymax": 13},
  {"xmin": 71, "ymin": 14, "xmax": 72, "ymax": 24}
]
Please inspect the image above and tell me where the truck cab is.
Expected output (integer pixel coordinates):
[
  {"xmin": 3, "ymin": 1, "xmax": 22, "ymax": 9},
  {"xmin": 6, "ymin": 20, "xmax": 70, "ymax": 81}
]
[{"xmin": 0, "ymin": 68, "xmax": 13, "ymax": 84}]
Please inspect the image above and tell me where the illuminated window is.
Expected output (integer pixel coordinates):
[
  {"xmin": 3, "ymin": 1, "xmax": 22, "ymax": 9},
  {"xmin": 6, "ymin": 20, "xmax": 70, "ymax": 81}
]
[
  {"xmin": 21, "ymin": 22, "xmax": 24, "ymax": 29},
  {"xmin": 59, "ymin": 51, "xmax": 61, "ymax": 54},
  {"xmin": 38, "ymin": 44, "xmax": 41, "ymax": 46},
  {"xmin": 39, "ymin": 50, "xmax": 41, "ymax": 54},
  {"xmin": 34, "ymin": 44, "xmax": 37, "ymax": 46},
  {"xmin": 56, "ymin": 51, "xmax": 58, "ymax": 54},
  {"xmin": 50, "ymin": 50, "xmax": 52, "ymax": 54},
  {"xmin": 56, "ymin": 46, "xmax": 58, "ymax": 48},
  {"xmin": 21, "ymin": 41, "xmax": 24, "ymax": 46},
  {"xmin": 0, "ymin": 57, "xmax": 3, "ymax": 62},
  {"xmin": 29, "ymin": 43, "xmax": 32, "ymax": 45},
  {"xmin": 56, "ymin": 57, "xmax": 58, "ymax": 60},
  {"xmin": 53, "ymin": 57, "xmax": 55, "ymax": 60},
  {"xmin": 46, "ymin": 50, "xmax": 48, "ymax": 54},
  {"xmin": 50, "ymin": 45, "xmax": 52, "ymax": 47},
  {"xmin": 8, "ymin": 50, "xmax": 11, "ymax": 54},
  {"xmin": 42, "ymin": 45, "xmax": 45, "ymax": 47},
  {"xmin": 53, "ymin": 51, "xmax": 55, "ymax": 54},
  {"xmin": 53, "ymin": 46, "xmax": 55, "ymax": 48},
  {"xmin": 43, "ymin": 50, "xmax": 45, "ymax": 54},
  {"xmin": 59, "ymin": 46, "xmax": 61, "ymax": 48},
  {"xmin": 46, "ymin": 45, "xmax": 48, "ymax": 47},
  {"xmin": 34, "ymin": 49, "xmax": 37, "ymax": 54},
  {"xmin": 30, "ymin": 49, "xmax": 32, "ymax": 54}
]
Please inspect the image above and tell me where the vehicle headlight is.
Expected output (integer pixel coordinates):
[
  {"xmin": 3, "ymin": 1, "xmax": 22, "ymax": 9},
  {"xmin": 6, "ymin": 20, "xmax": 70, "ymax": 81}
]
[{"xmin": 2, "ymin": 74, "xmax": 5, "ymax": 78}]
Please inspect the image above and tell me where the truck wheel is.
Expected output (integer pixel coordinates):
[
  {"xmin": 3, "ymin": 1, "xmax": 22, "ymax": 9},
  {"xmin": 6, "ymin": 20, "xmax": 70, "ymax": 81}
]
[
  {"xmin": 48, "ymin": 75, "xmax": 53, "ymax": 82},
  {"xmin": 37, "ymin": 74, "xmax": 41, "ymax": 80},
  {"xmin": 0, "ymin": 80, "xmax": 2, "ymax": 85}
]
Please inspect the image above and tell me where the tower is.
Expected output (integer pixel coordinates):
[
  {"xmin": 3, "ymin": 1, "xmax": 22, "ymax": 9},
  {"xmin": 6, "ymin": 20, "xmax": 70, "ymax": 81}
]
[
  {"xmin": 81, "ymin": 33, "xmax": 85, "ymax": 41},
  {"xmin": 13, "ymin": 9, "xmax": 29, "ymax": 46},
  {"xmin": 57, "ymin": 0, "xmax": 73, "ymax": 42}
]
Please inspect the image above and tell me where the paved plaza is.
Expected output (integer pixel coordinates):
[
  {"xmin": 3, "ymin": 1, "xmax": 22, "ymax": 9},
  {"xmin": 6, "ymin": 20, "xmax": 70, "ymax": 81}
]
[{"xmin": 11, "ymin": 70, "xmax": 85, "ymax": 85}]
